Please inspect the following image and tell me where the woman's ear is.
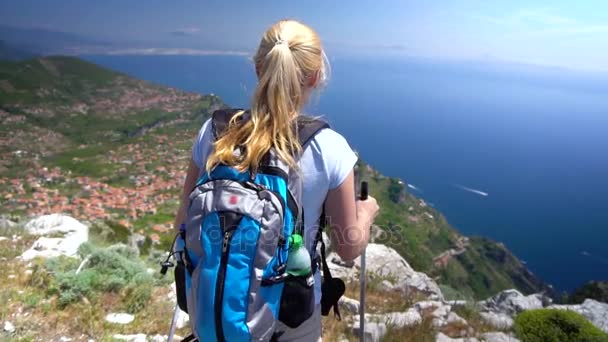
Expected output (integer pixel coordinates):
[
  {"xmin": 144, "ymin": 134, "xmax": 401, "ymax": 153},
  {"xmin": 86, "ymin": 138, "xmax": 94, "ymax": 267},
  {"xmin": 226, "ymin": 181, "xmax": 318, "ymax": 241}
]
[{"xmin": 306, "ymin": 70, "xmax": 320, "ymax": 88}]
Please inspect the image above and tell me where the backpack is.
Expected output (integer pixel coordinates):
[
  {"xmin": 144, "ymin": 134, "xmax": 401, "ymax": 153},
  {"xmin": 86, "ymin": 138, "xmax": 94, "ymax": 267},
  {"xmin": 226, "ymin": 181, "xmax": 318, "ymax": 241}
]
[{"xmin": 178, "ymin": 109, "xmax": 331, "ymax": 341}]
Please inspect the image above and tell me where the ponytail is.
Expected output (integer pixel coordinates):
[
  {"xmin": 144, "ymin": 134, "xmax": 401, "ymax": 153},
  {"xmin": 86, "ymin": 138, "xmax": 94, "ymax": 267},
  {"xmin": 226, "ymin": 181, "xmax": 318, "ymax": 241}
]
[{"xmin": 206, "ymin": 20, "xmax": 327, "ymax": 174}]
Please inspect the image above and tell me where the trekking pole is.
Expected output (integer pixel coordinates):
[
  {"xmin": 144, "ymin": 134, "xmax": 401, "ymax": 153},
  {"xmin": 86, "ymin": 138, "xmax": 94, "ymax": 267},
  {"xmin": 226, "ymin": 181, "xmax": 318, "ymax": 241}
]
[
  {"xmin": 167, "ymin": 302, "xmax": 180, "ymax": 342},
  {"xmin": 359, "ymin": 181, "xmax": 368, "ymax": 342}
]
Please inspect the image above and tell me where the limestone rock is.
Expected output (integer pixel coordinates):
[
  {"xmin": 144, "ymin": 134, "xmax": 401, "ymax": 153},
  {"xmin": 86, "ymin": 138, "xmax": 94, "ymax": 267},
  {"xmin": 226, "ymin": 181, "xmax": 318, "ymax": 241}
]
[
  {"xmin": 105, "ymin": 313, "xmax": 135, "ymax": 325},
  {"xmin": 436, "ymin": 332, "xmax": 479, "ymax": 342},
  {"xmin": 349, "ymin": 308, "xmax": 422, "ymax": 342},
  {"xmin": 481, "ymin": 332, "xmax": 520, "ymax": 342},
  {"xmin": 112, "ymin": 334, "xmax": 146, "ymax": 342},
  {"xmin": 149, "ymin": 335, "xmax": 182, "ymax": 342},
  {"xmin": 129, "ymin": 233, "xmax": 146, "ymax": 250},
  {"xmin": 0, "ymin": 217, "xmax": 16, "ymax": 230},
  {"xmin": 352, "ymin": 321, "xmax": 387, "ymax": 342},
  {"xmin": 20, "ymin": 214, "xmax": 88, "ymax": 260},
  {"xmin": 339, "ymin": 296, "xmax": 360, "ymax": 315},
  {"xmin": 415, "ymin": 300, "xmax": 444, "ymax": 313},
  {"xmin": 3, "ymin": 321, "xmax": 15, "ymax": 333},
  {"xmin": 479, "ymin": 312, "xmax": 514, "ymax": 330},
  {"xmin": 549, "ymin": 299, "xmax": 608, "ymax": 333},
  {"xmin": 479, "ymin": 289, "xmax": 547, "ymax": 316},
  {"xmin": 328, "ymin": 243, "xmax": 443, "ymax": 300},
  {"xmin": 176, "ymin": 309, "xmax": 190, "ymax": 329}
]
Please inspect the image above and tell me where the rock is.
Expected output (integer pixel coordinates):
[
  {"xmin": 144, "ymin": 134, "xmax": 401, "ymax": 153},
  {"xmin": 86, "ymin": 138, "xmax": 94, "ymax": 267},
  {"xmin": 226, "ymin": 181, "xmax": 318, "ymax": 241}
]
[
  {"xmin": 479, "ymin": 312, "xmax": 514, "ymax": 330},
  {"xmin": 20, "ymin": 214, "xmax": 88, "ymax": 261},
  {"xmin": 339, "ymin": 296, "xmax": 360, "ymax": 315},
  {"xmin": 432, "ymin": 304, "xmax": 452, "ymax": 319},
  {"xmin": 415, "ymin": 300, "xmax": 444, "ymax": 313},
  {"xmin": 446, "ymin": 312, "xmax": 467, "ymax": 325},
  {"xmin": 481, "ymin": 332, "xmax": 520, "ymax": 342},
  {"xmin": 436, "ymin": 332, "xmax": 479, "ymax": 342},
  {"xmin": 379, "ymin": 280, "xmax": 395, "ymax": 291},
  {"xmin": 328, "ymin": 243, "xmax": 443, "ymax": 300},
  {"xmin": 445, "ymin": 300, "xmax": 468, "ymax": 307},
  {"xmin": 105, "ymin": 313, "xmax": 135, "ymax": 325},
  {"xmin": 59, "ymin": 337, "xmax": 72, "ymax": 342},
  {"xmin": 3, "ymin": 321, "xmax": 15, "ymax": 333},
  {"xmin": 549, "ymin": 299, "xmax": 608, "ymax": 333},
  {"xmin": 351, "ymin": 321, "xmax": 387, "ymax": 342},
  {"xmin": 349, "ymin": 309, "xmax": 422, "ymax": 341},
  {"xmin": 479, "ymin": 289, "xmax": 547, "ymax": 316},
  {"xmin": 112, "ymin": 334, "xmax": 146, "ymax": 342},
  {"xmin": 129, "ymin": 233, "xmax": 146, "ymax": 250},
  {"xmin": 0, "ymin": 217, "xmax": 16, "ymax": 230},
  {"xmin": 176, "ymin": 309, "xmax": 189, "ymax": 329},
  {"xmin": 149, "ymin": 335, "xmax": 182, "ymax": 342}
]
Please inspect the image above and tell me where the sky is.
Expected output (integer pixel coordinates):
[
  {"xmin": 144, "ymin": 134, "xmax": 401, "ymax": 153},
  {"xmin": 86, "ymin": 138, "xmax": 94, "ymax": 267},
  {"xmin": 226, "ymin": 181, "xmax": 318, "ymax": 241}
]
[{"xmin": 1, "ymin": 0, "xmax": 608, "ymax": 71}]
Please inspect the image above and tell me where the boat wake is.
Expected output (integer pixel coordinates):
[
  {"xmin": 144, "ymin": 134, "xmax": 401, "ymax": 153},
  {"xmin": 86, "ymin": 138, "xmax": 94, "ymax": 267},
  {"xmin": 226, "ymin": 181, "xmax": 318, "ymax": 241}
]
[
  {"xmin": 407, "ymin": 183, "xmax": 423, "ymax": 193},
  {"xmin": 453, "ymin": 184, "xmax": 489, "ymax": 197},
  {"xmin": 581, "ymin": 251, "xmax": 608, "ymax": 265}
]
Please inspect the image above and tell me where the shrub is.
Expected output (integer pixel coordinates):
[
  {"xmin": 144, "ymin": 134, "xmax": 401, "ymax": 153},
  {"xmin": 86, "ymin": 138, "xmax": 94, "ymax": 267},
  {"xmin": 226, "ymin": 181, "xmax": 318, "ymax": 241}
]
[
  {"xmin": 44, "ymin": 243, "xmax": 154, "ymax": 312},
  {"xmin": 515, "ymin": 309, "xmax": 608, "ymax": 342}
]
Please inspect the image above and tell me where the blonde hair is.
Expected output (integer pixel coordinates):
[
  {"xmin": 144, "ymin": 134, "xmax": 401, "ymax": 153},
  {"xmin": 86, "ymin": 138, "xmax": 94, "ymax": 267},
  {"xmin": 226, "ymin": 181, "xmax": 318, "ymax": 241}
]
[{"xmin": 206, "ymin": 20, "xmax": 328, "ymax": 174}]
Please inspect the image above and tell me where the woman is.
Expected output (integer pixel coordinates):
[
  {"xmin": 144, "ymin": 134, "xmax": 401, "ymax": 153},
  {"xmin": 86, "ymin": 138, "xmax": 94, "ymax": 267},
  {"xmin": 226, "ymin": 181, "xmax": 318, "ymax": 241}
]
[{"xmin": 174, "ymin": 19, "xmax": 379, "ymax": 341}]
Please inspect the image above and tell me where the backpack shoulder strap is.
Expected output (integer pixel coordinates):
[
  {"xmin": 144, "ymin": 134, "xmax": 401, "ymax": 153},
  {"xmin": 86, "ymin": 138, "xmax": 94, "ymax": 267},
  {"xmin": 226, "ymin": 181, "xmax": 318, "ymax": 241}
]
[
  {"xmin": 211, "ymin": 108, "xmax": 247, "ymax": 139},
  {"xmin": 296, "ymin": 115, "xmax": 330, "ymax": 148}
]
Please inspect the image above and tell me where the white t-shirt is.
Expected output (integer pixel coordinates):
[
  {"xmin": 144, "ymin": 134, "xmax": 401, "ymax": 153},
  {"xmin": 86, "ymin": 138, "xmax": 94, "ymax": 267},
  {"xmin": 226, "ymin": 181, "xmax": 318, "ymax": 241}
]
[{"xmin": 191, "ymin": 118, "xmax": 358, "ymax": 303}]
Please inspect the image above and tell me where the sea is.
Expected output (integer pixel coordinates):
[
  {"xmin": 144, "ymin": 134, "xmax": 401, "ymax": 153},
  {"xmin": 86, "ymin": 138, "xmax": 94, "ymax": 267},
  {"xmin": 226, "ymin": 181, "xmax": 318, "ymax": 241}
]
[{"xmin": 84, "ymin": 54, "xmax": 608, "ymax": 292}]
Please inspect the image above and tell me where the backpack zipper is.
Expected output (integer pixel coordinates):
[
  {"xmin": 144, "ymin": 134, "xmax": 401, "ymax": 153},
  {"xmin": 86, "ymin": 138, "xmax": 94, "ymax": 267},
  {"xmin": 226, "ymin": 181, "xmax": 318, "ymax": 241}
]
[{"xmin": 215, "ymin": 228, "xmax": 235, "ymax": 342}]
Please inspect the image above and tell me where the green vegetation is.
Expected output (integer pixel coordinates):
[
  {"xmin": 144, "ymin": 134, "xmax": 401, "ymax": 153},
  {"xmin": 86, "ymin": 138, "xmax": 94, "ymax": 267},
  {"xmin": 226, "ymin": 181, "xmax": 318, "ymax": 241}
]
[
  {"xmin": 514, "ymin": 309, "xmax": 608, "ymax": 342},
  {"xmin": 30, "ymin": 243, "xmax": 159, "ymax": 313},
  {"xmin": 0, "ymin": 55, "xmax": 549, "ymax": 302},
  {"xmin": 569, "ymin": 281, "xmax": 608, "ymax": 304},
  {"xmin": 355, "ymin": 160, "xmax": 550, "ymax": 299}
]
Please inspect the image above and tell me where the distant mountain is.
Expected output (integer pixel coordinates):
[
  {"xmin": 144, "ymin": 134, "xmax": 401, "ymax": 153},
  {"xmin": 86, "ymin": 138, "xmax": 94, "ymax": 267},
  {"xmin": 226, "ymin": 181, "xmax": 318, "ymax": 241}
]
[
  {"xmin": 0, "ymin": 56, "xmax": 550, "ymax": 300},
  {"xmin": 0, "ymin": 40, "xmax": 36, "ymax": 61}
]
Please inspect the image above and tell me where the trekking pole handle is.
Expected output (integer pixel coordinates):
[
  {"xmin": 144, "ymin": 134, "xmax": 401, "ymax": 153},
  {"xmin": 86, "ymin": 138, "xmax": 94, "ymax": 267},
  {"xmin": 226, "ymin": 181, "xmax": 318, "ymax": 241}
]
[{"xmin": 360, "ymin": 181, "xmax": 368, "ymax": 200}]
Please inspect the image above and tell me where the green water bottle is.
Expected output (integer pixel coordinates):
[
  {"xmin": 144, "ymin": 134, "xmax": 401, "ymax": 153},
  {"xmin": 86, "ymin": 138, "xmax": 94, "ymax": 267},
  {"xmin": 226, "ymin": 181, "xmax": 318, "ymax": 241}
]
[{"xmin": 286, "ymin": 234, "xmax": 312, "ymax": 277}]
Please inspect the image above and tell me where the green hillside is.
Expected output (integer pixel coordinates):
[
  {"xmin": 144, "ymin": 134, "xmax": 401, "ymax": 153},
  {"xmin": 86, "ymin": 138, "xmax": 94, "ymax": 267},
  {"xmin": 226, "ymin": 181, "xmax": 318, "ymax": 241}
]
[
  {"xmin": 0, "ymin": 56, "xmax": 549, "ymax": 300},
  {"xmin": 355, "ymin": 162, "xmax": 551, "ymax": 299}
]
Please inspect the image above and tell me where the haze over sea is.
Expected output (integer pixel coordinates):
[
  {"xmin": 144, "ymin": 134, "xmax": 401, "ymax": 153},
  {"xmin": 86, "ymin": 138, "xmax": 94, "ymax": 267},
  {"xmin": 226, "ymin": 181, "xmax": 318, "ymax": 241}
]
[{"xmin": 85, "ymin": 54, "xmax": 608, "ymax": 292}]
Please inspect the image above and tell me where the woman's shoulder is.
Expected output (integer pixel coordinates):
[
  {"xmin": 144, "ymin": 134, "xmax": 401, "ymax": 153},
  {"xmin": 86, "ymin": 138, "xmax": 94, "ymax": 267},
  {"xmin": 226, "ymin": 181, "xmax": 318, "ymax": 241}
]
[
  {"xmin": 306, "ymin": 126, "xmax": 357, "ymax": 189},
  {"xmin": 308, "ymin": 126, "xmax": 352, "ymax": 152}
]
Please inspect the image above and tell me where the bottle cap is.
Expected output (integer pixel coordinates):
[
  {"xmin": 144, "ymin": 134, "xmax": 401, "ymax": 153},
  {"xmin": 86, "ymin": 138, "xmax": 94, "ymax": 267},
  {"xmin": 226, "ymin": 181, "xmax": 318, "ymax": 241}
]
[
  {"xmin": 179, "ymin": 223, "xmax": 186, "ymax": 232},
  {"xmin": 290, "ymin": 234, "xmax": 303, "ymax": 250}
]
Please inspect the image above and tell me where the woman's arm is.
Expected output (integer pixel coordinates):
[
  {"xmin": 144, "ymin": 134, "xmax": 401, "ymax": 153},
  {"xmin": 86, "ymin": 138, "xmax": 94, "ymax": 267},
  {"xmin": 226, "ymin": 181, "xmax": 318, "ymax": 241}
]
[
  {"xmin": 174, "ymin": 159, "xmax": 200, "ymax": 233},
  {"xmin": 324, "ymin": 170, "xmax": 379, "ymax": 261}
]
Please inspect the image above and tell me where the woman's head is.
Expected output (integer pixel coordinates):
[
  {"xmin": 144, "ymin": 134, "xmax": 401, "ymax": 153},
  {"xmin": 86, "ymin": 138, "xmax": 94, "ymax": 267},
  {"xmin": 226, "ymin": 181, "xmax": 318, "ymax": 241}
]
[{"xmin": 206, "ymin": 20, "xmax": 328, "ymax": 173}]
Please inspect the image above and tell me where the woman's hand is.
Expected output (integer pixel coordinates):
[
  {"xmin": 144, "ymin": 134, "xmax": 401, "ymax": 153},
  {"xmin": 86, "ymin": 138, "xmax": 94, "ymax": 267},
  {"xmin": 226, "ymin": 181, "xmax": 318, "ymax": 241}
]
[
  {"xmin": 356, "ymin": 195, "xmax": 380, "ymax": 225},
  {"xmin": 325, "ymin": 171, "xmax": 381, "ymax": 261}
]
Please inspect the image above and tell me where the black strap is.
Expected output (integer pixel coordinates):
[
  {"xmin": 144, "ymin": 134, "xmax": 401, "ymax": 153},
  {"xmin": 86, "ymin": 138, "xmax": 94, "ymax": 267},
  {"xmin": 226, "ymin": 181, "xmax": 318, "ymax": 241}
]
[
  {"xmin": 181, "ymin": 334, "xmax": 197, "ymax": 342},
  {"xmin": 314, "ymin": 205, "xmax": 342, "ymax": 320},
  {"xmin": 211, "ymin": 108, "xmax": 247, "ymax": 139},
  {"xmin": 296, "ymin": 115, "xmax": 330, "ymax": 147}
]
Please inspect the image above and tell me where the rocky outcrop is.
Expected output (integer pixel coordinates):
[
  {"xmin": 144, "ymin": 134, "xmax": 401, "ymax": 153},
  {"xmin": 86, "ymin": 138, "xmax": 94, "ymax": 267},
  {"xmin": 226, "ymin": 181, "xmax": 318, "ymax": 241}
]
[
  {"xmin": 549, "ymin": 299, "xmax": 608, "ymax": 333},
  {"xmin": 479, "ymin": 289, "xmax": 548, "ymax": 316},
  {"xmin": 328, "ymin": 243, "xmax": 443, "ymax": 300},
  {"xmin": 19, "ymin": 214, "xmax": 89, "ymax": 260},
  {"xmin": 105, "ymin": 313, "xmax": 135, "ymax": 325},
  {"xmin": 477, "ymin": 289, "xmax": 608, "ymax": 334},
  {"xmin": 0, "ymin": 217, "xmax": 16, "ymax": 230}
]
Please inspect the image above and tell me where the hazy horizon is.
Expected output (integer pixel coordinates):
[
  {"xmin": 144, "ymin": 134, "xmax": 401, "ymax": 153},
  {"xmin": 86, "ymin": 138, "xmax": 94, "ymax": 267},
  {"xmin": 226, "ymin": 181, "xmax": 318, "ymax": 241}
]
[{"xmin": 2, "ymin": 1, "xmax": 608, "ymax": 72}]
